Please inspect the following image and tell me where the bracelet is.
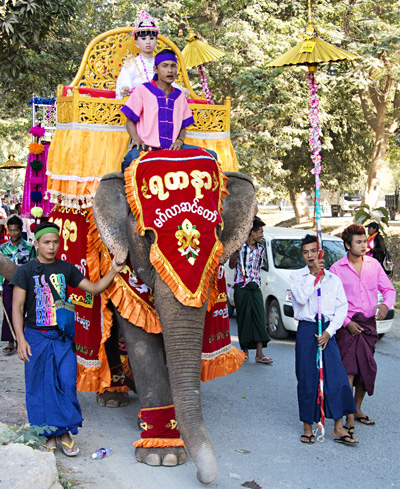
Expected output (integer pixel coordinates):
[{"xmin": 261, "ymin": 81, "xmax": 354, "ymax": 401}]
[{"xmin": 177, "ymin": 138, "xmax": 184, "ymax": 145}]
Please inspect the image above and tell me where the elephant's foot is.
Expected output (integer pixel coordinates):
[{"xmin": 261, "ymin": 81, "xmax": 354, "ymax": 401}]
[
  {"xmin": 135, "ymin": 446, "xmax": 186, "ymax": 467},
  {"xmin": 96, "ymin": 391, "xmax": 130, "ymax": 408}
]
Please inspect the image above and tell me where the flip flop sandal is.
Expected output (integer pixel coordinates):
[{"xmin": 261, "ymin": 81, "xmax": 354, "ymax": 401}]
[
  {"xmin": 244, "ymin": 355, "xmax": 249, "ymax": 362},
  {"xmin": 256, "ymin": 357, "xmax": 273, "ymax": 364},
  {"xmin": 334, "ymin": 435, "xmax": 359, "ymax": 446},
  {"xmin": 2, "ymin": 346, "xmax": 16, "ymax": 355},
  {"xmin": 344, "ymin": 426, "xmax": 355, "ymax": 436},
  {"xmin": 300, "ymin": 434, "xmax": 315, "ymax": 444},
  {"xmin": 355, "ymin": 416, "xmax": 375, "ymax": 426},
  {"xmin": 57, "ymin": 437, "xmax": 80, "ymax": 457},
  {"xmin": 39, "ymin": 444, "xmax": 56, "ymax": 452}
]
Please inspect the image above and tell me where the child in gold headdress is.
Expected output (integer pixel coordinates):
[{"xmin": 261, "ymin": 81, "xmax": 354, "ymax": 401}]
[{"xmin": 116, "ymin": 11, "xmax": 159, "ymax": 99}]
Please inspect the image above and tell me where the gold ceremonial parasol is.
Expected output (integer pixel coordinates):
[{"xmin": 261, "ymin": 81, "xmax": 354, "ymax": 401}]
[
  {"xmin": 0, "ymin": 155, "xmax": 26, "ymax": 197},
  {"xmin": 266, "ymin": 0, "xmax": 360, "ymax": 444},
  {"xmin": 182, "ymin": 25, "xmax": 225, "ymax": 103},
  {"xmin": 0, "ymin": 154, "xmax": 26, "ymax": 170},
  {"xmin": 182, "ymin": 28, "xmax": 225, "ymax": 69},
  {"xmin": 266, "ymin": 1, "xmax": 359, "ymax": 70}
]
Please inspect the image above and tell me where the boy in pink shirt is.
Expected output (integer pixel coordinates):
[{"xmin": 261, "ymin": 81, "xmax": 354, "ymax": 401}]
[
  {"xmin": 120, "ymin": 49, "xmax": 217, "ymax": 172},
  {"xmin": 330, "ymin": 224, "xmax": 395, "ymax": 434}
]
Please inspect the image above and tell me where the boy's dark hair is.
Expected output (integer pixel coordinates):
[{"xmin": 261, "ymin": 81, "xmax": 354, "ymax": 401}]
[
  {"xmin": 7, "ymin": 215, "xmax": 23, "ymax": 230},
  {"xmin": 301, "ymin": 234, "xmax": 317, "ymax": 249},
  {"xmin": 250, "ymin": 216, "xmax": 265, "ymax": 235},
  {"xmin": 341, "ymin": 224, "xmax": 366, "ymax": 250},
  {"xmin": 34, "ymin": 221, "xmax": 60, "ymax": 239}
]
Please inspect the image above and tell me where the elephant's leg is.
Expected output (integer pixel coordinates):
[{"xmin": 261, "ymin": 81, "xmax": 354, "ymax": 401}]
[{"xmin": 114, "ymin": 309, "xmax": 186, "ymax": 467}]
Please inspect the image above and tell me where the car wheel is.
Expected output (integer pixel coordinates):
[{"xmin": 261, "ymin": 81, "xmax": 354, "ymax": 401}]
[
  {"xmin": 266, "ymin": 299, "xmax": 289, "ymax": 339},
  {"xmin": 227, "ymin": 300, "xmax": 235, "ymax": 318}
]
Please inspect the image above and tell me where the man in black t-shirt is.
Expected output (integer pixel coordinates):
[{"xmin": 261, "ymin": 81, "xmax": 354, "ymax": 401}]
[{"xmin": 11, "ymin": 222, "xmax": 125, "ymax": 455}]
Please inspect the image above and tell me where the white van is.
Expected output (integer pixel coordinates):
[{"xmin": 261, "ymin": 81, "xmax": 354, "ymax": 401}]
[{"xmin": 225, "ymin": 227, "xmax": 394, "ymax": 339}]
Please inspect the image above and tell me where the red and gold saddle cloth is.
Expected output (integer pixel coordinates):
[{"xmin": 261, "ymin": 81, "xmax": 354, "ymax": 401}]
[{"xmin": 125, "ymin": 148, "xmax": 227, "ymax": 308}]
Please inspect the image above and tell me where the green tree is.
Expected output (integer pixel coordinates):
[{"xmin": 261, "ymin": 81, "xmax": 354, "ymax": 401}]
[{"xmin": 343, "ymin": 0, "xmax": 400, "ymax": 207}]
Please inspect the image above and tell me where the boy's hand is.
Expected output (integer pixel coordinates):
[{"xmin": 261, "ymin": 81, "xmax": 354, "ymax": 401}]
[
  {"xmin": 129, "ymin": 136, "xmax": 145, "ymax": 151},
  {"xmin": 310, "ymin": 258, "xmax": 324, "ymax": 277},
  {"xmin": 17, "ymin": 337, "xmax": 32, "ymax": 362},
  {"xmin": 169, "ymin": 139, "xmax": 184, "ymax": 151},
  {"xmin": 347, "ymin": 321, "xmax": 363, "ymax": 336},
  {"xmin": 111, "ymin": 257, "xmax": 126, "ymax": 274},
  {"xmin": 120, "ymin": 86, "xmax": 130, "ymax": 97},
  {"xmin": 374, "ymin": 304, "xmax": 388, "ymax": 321},
  {"xmin": 315, "ymin": 331, "xmax": 330, "ymax": 349}
]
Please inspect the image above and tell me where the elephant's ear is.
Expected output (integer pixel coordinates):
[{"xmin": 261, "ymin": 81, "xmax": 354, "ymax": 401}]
[
  {"xmin": 0, "ymin": 255, "xmax": 17, "ymax": 281},
  {"xmin": 219, "ymin": 172, "xmax": 257, "ymax": 264},
  {"xmin": 93, "ymin": 172, "xmax": 130, "ymax": 265}
]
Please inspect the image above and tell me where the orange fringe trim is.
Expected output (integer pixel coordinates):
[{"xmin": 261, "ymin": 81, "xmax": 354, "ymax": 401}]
[
  {"xmin": 97, "ymin": 291, "xmax": 131, "ymax": 395},
  {"xmin": 77, "ymin": 210, "xmax": 149, "ymax": 393},
  {"xmin": 125, "ymin": 157, "xmax": 228, "ymax": 308},
  {"xmin": 207, "ymin": 271, "xmax": 219, "ymax": 312},
  {"xmin": 133, "ymin": 438, "xmax": 185, "ymax": 448},
  {"xmin": 200, "ymin": 346, "xmax": 245, "ymax": 383}
]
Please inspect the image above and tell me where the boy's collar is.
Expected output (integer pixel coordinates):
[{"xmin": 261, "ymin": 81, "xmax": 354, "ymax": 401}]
[{"xmin": 151, "ymin": 80, "xmax": 174, "ymax": 92}]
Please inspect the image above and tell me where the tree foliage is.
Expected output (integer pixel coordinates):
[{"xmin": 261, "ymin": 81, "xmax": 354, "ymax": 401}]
[{"xmin": 0, "ymin": 0, "xmax": 399, "ymax": 212}]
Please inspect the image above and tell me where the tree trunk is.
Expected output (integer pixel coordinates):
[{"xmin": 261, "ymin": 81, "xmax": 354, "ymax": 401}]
[
  {"xmin": 289, "ymin": 188, "xmax": 311, "ymax": 224},
  {"xmin": 362, "ymin": 126, "xmax": 388, "ymax": 208}
]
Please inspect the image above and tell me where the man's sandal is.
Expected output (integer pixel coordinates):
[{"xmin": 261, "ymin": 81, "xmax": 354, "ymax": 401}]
[
  {"xmin": 39, "ymin": 444, "xmax": 56, "ymax": 453},
  {"xmin": 344, "ymin": 426, "xmax": 355, "ymax": 436},
  {"xmin": 300, "ymin": 434, "xmax": 315, "ymax": 444},
  {"xmin": 57, "ymin": 437, "xmax": 80, "ymax": 457},
  {"xmin": 355, "ymin": 416, "xmax": 375, "ymax": 426}
]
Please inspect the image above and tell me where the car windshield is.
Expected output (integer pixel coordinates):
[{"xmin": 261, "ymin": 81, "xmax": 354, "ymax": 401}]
[{"xmin": 271, "ymin": 239, "xmax": 346, "ymax": 270}]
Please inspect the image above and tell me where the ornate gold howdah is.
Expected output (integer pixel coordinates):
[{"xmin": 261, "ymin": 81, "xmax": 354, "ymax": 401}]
[{"xmin": 56, "ymin": 27, "xmax": 231, "ymax": 133}]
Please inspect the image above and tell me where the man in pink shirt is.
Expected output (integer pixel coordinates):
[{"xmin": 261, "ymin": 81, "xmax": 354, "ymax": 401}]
[
  {"xmin": 120, "ymin": 49, "xmax": 217, "ymax": 172},
  {"xmin": 330, "ymin": 224, "xmax": 396, "ymax": 434}
]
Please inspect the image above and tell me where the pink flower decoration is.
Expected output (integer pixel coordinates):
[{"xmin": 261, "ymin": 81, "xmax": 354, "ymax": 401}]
[{"xmin": 29, "ymin": 125, "xmax": 46, "ymax": 138}]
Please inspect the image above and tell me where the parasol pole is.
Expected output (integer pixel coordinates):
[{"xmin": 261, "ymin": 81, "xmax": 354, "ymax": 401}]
[
  {"xmin": 306, "ymin": 65, "xmax": 325, "ymax": 442},
  {"xmin": 265, "ymin": 0, "xmax": 359, "ymax": 444}
]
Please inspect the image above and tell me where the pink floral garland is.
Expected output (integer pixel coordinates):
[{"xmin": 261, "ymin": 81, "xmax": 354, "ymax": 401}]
[
  {"xmin": 197, "ymin": 64, "xmax": 214, "ymax": 104},
  {"xmin": 305, "ymin": 72, "xmax": 322, "ymax": 177}
]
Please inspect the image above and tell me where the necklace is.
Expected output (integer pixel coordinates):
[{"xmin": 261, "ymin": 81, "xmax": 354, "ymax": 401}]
[{"xmin": 137, "ymin": 54, "xmax": 153, "ymax": 82}]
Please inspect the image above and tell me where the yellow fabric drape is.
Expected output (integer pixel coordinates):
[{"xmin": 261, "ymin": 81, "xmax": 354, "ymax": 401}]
[
  {"xmin": 185, "ymin": 136, "xmax": 238, "ymax": 172},
  {"xmin": 47, "ymin": 129, "xmax": 130, "ymax": 196}
]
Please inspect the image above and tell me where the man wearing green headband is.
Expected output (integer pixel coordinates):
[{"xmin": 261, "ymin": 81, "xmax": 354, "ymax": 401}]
[{"xmin": 10, "ymin": 222, "xmax": 126, "ymax": 455}]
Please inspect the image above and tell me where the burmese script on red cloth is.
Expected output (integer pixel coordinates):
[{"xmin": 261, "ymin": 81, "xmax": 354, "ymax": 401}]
[
  {"xmin": 202, "ymin": 265, "xmax": 231, "ymax": 359},
  {"xmin": 125, "ymin": 148, "xmax": 225, "ymax": 307},
  {"xmin": 50, "ymin": 206, "xmax": 103, "ymax": 373}
]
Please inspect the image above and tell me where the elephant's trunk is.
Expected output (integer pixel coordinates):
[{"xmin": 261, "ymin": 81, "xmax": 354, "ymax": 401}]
[{"xmin": 154, "ymin": 276, "xmax": 217, "ymax": 484}]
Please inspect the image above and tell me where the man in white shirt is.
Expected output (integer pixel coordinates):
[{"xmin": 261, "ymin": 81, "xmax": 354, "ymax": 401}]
[{"xmin": 290, "ymin": 235, "xmax": 357, "ymax": 445}]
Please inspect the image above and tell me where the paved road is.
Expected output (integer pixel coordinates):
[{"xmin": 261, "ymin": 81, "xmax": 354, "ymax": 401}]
[{"xmin": 1, "ymin": 317, "xmax": 399, "ymax": 489}]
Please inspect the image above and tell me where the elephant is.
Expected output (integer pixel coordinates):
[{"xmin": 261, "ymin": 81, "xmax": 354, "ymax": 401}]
[
  {"xmin": 92, "ymin": 170, "xmax": 257, "ymax": 484},
  {"xmin": 0, "ymin": 170, "xmax": 256, "ymax": 484}
]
